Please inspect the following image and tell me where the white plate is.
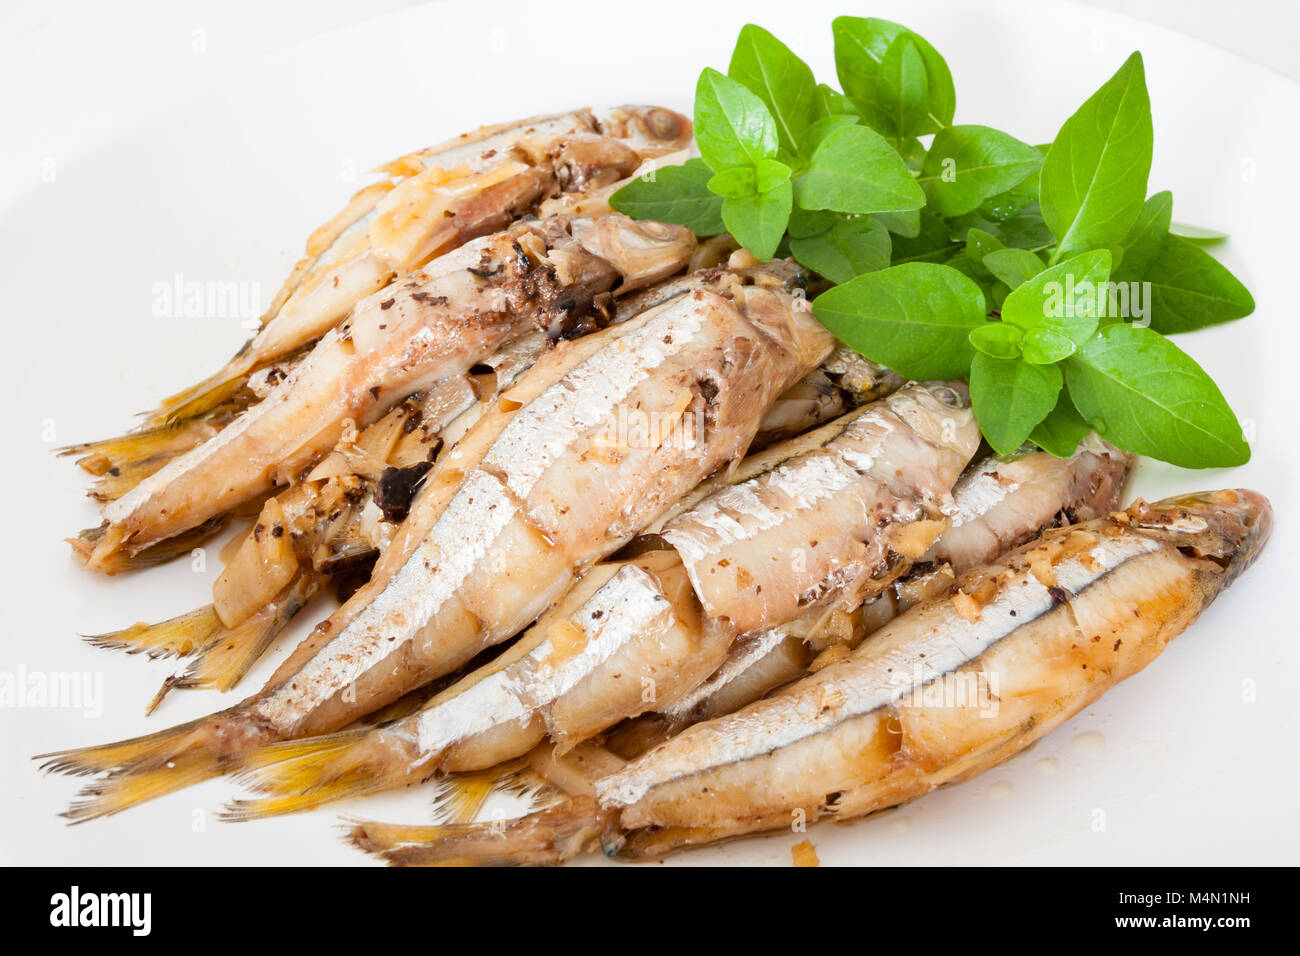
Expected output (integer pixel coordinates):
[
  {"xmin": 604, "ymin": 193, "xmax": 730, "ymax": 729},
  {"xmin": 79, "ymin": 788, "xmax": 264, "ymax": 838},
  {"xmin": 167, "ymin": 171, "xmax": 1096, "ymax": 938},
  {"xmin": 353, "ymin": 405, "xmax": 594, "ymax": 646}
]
[{"xmin": 2, "ymin": 0, "xmax": 1297, "ymax": 866}]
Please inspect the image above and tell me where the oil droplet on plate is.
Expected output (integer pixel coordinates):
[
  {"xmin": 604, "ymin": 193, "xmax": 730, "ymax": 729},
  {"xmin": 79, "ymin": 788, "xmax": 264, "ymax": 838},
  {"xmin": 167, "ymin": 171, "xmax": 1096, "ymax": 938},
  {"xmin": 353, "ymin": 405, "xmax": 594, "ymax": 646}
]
[
  {"xmin": 987, "ymin": 780, "xmax": 1013, "ymax": 799},
  {"xmin": 888, "ymin": 816, "xmax": 912, "ymax": 833},
  {"xmin": 1070, "ymin": 731, "xmax": 1106, "ymax": 757},
  {"xmin": 1035, "ymin": 757, "xmax": 1059, "ymax": 775}
]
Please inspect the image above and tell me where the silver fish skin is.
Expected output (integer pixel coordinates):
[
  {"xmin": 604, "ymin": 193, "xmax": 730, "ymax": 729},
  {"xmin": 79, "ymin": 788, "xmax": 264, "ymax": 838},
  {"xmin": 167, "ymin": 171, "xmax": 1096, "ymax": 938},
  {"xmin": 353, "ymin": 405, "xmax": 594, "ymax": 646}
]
[
  {"xmin": 343, "ymin": 489, "xmax": 1272, "ymax": 866},
  {"xmin": 595, "ymin": 489, "xmax": 1271, "ymax": 850},
  {"xmin": 88, "ymin": 285, "xmax": 702, "ymax": 704},
  {"xmin": 929, "ymin": 436, "xmax": 1133, "ymax": 572},
  {"xmin": 63, "ymin": 111, "xmax": 693, "ymax": 521},
  {"xmin": 664, "ymin": 436, "xmax": 1133, "ymax": 727},
  {"xmin": 206, "ymin": 256, "xmax": 700, "ymax": 636},
  {"xmin": 244, "ymin": 271, "xmax": 831, "ymax": 741},
  {"xmin": 223, "ymin": 380, "xmax": 974, "ymax": 818},
  {"xmin": 228, "ymin": 112, "xmax": 603, "ymax": 377},
  {"xmin": 85, "ymin": 213, "xmax": 696, "ymax": 568},
  {"xmin": 478, "ymin": 379, "xmax": 982, "ymax": 750},
  {"xmin": 154, "ymin": 107, "xmax": 692, "ymax": 421},
  {"xmin": 43, "ymin": 262, "xmax": 831, "ymax": 822},
  {"xmin": 659, "ymin": 382, "xmax": 979, "ymax": 636},
  {"xmin": 224, "ymin": 552, "xmax": 716, "ymax": 818}
]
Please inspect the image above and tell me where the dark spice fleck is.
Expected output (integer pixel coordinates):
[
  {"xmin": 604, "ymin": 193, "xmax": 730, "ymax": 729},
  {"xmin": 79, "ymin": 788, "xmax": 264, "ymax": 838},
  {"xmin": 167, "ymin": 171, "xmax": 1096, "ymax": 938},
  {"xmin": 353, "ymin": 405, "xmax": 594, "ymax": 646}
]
[{"xmin": 375, "ymin": 461, "xmax": 433, "ymax": 523}]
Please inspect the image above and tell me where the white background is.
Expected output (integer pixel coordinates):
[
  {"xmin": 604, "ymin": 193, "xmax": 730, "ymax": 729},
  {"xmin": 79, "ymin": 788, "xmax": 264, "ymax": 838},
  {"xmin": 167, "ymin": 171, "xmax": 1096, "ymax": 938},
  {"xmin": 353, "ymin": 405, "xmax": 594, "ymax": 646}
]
[
  {"xmin": 5, "ymin": 1, "xmax": 1300, "ymax": 210},
  {"xmin": 2, "ymin": 0, "xmax": 1298, "ymax": 866}
]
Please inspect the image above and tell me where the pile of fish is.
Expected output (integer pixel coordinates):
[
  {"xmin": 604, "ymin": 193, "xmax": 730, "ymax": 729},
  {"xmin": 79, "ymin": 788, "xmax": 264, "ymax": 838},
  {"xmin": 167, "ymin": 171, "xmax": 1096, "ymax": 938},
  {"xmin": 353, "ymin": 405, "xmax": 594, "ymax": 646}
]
[{"xmin": 45, "ymin": 105, "xmax": 1272, "ymax": 866}]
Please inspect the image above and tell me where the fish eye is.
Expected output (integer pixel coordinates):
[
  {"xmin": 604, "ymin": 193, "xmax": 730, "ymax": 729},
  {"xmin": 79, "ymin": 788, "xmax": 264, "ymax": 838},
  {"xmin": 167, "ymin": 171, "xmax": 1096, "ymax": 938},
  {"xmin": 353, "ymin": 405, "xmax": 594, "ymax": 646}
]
[
  {"xmin": 931, "ymin": 385, "xmax": 961, "ymax": 407},
  {"xmin": 646, "ymin": 109, "xmax": 681, "ymax": 140},
  {"xmin": 634, "ymin": 221, "xmax": 671, "ymax": 239}
]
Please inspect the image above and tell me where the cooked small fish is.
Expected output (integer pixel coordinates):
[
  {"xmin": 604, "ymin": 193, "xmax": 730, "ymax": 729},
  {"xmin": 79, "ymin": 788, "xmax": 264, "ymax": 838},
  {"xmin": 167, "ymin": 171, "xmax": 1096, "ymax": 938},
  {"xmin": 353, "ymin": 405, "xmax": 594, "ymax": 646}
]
[
  {"xmin": 41, "ymin": 260, "xmax": 834, "ymax": 820},
  {"xmin": 751, "ymin": 346, "xmax": 904, "ymax": 450},
  {"xmin": 663, "ymin": 438, "xmax": 1134, "ymax": 727},
  {"xmin": 89, "ymin": 291, "xmax": 902, "ymax": 703},
  {"xmin": 88, "ymin": 333, "xmax": 551, "ymax": 709},
  {"xmin": 222, "ymin": 381, "xmax": 975, "ymax": 818},
  {"xmin": 144, "ymin": 106, "xmax": 691, "ymax": 426},
  {"xmin": 347, "ymin": 488, "xmax": 1270, "ymax": 864},
  {"xmin": 61, "ymin": 108, "xmax": 692, "ymax": 499},
  {"xmin": 77, "ymin": 213, "xmax": 697, "ymax": 572},
  {"xmin": 658, "ymin": 382, "xmax": 976, "ymax": 636}
]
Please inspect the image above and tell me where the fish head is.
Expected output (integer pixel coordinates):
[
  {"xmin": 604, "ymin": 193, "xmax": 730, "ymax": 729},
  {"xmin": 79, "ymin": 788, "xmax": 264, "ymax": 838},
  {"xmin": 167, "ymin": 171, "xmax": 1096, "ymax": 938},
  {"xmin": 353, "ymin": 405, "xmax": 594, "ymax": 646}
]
[
  {"xmin": 601, "ymin": 106, "xmax": 694, "ymax": 155},
  {"xmin": 1127, "ymin": 488, "xmax": 1273, "ymax": 586},
  {"xmin": 568, "ymin": 214, "xmax": 696, "ymax": 294},
  {"xmin": 888, "ymin": 381, "xmax": 981, "ymax": 462},
  {"xmin": 822, "ymin": 346, "xmax": 906, "ymax": 404},
  {"xmin": 1069, "ymin": 434, "xmax": 1135, "ymax": 518},
  {"xmin": 549, "ymin": 133, "xmax": 643, "ymax": 191},
  {"xmin": 729, "ymin": 283, "xmax": 837, "ymax": 388}
]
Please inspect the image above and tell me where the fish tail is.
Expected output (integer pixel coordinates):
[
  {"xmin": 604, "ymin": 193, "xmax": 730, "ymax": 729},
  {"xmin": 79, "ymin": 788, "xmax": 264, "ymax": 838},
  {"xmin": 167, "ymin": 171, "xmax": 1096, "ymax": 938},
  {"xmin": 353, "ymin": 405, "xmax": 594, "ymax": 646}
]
[
  {"xmin": 82, "ymin": 605, "xmax": 223, "ymax": 660},
  {"xmin": 73, "ymin": 513, "xmax": 231, "ymax": 574},
  {"xmin": 346, "ymin": 797, "xmax": 608, "ymax": 866},
  {"xmin": 147, "ymin": 367, "xmax": 251, "ymax": 427},
  {"xmin": 430, "ymin": 760, "xmax": 559, "ymax": 824},
  {"xmin": 56, "ymin": 422, "xmax": 197, "ymax": 471},
  {"xmin": 86, "ymin": 457, "xmax": 175, "ymax": 502},
  {"xmin": 37, "ymin": 716, "xmax": 231, "ymax": 822},
  {"xmin": 224, "ymin": 728, "xmax": 429, "ymax": 821},
  {"xmin": 37, "ymin": 716, "xmax": 208, "ymax": 777},
  {"xmin": 147, "ymin": 575, "xmax": 318, "ymax": 712},
  {"xmin": 61, "ymin": 749, "xmax": 223, "ymax": 824}
]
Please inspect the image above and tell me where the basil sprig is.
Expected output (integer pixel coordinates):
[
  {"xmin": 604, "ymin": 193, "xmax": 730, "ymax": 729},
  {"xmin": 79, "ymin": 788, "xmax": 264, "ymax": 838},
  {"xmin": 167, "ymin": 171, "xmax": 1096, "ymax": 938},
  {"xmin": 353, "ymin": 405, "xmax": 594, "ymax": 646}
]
[{"xmin": 609, "ymin": 16, "xmax": 1255, "ymax": 469}]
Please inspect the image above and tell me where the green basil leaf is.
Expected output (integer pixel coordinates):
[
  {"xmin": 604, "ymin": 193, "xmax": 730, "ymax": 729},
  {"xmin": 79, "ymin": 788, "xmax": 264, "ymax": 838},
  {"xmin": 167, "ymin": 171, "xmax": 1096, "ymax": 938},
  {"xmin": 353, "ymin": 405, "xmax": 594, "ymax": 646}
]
[
  {"xmin": 978, "ymin": 175, "xmax": 1040, "ymax": 221},
  {"xmin": 1020, "ymin": 327, "xmax": 1078, "ymax": 364},
  {"xmin": 707, "ymin": 165, "xmax": 757, "ymax": 198},
  {"xmin": 794, "ymin": 124, "xmax": 925, "ymax": 214},
  {"xmin": 1030, "ymin": 391, "xmax": 1092, "ymax": 457},
  {"xmin": 969, "ymin": 321, "xmax": 1024, "ymax": 359},
  {"xmin": 1124, "ymin": 234, "xmax": 1255, "ymax": 334},
  {"xmin": 921, "ymin": 126, "xmax": 1042, "ymax": 217},
  {"xmin": 899, "ymin": 137, "xmax": 927, "ymax": 171},
  {"xmin": 1040, "ymin": 52, "xmax": 1153, "ymax": 262},
  {"xmin": 753, "ymin": 157, "xmax": 793, "ymax": 192},
  {"xmin": 721, "ymin": 181, "xmax": 793, "ymax": 260},
  {"xmin": 609, "ymin": 158, "xmax": 725, "ymax": 235},
  {"xmin": 876, "ymin": 208, "xmax": 921, "ymax": 238},
  {"xmin": 813, "ymin": 262, "xmax": 985, "ymax": 379},
  {"xmin": 812, "ymin": 83, "xmax": 859, "ymax": 120},
  {"xmin": 1064, "ymin": 324, "xmax": 1249, "ymax": 467},
  {"xmin": 728, "ymin": 24, "xmax": 818, "ymax": 157},
  {"xmin": 963, "ymin": 201, "xmax": 1056, "ymax": 250},
  {"xmin": 1170, "ymin": 221, "xmax": 1229, "ymax": 243},
  {"xmin": 947, "ymin": 256, "xmax": 998, "ymax": 312},
  {"xmin": 1001, "ymin": 250, "xmax": 1112, "ymax": 354},
  {"xmin": 970, "ymin": 353, "xmax": 1062, "ymax": 455},
  {"xmin": 982, "ymin": 248, "xmax": 1045, "ymax": 289},
  {"xmin": 788, "ymin": 206, "xmax": 835, "ymax": 239},
  {"xmin": 965, "ymin": 227, "xmax": 1005, "ymax": 277},
  {"xmin": 990, "ymin": 281, "xmax": 1011, "ymax": 311},
  {"xmin": 878, "ymin": 34, "xmax": 934, "ymax": 139},
  {"xmin": 790, "ymin": 215, "xmax": 891, "ymax": 283},
  {"xmin": 803, "ymin": 114, "xmax": 859, "ymax": 153},
  {"xmin": 1117, "ymin": 190, "xmax": 1172, "ymax": 277},
  {"xmin": 831, "ymin": 16, "xmax": 955, "ymax": 138},
  {"xmin": 695, "ymin": 67, "xmax": 779, "ymax": 171},
  {"xmin": 891, "ymin": 213, "xmax": 962, "ymax": 264}
]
